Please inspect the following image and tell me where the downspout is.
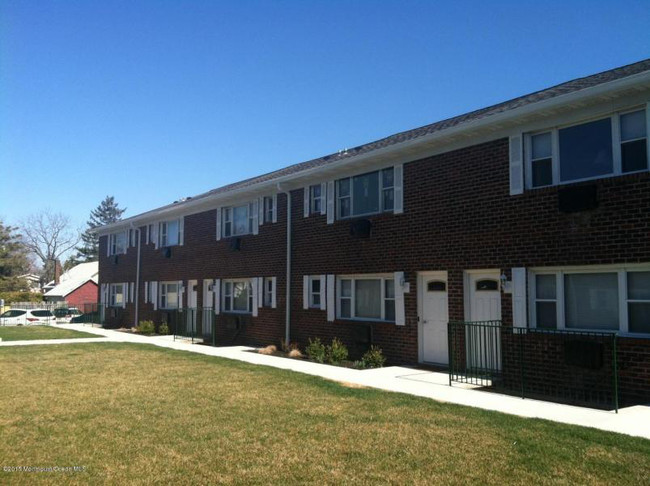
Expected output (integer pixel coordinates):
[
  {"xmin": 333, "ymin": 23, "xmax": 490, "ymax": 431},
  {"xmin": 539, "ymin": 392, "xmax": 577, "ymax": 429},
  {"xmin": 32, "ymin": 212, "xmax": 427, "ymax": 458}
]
[
  {"xmin": 132, "ymin": 224, "xmax": 141, "ymax": 328},
  {"xmin": 279, "ymin": 184, "xmax": 292, "ymax": 344}
]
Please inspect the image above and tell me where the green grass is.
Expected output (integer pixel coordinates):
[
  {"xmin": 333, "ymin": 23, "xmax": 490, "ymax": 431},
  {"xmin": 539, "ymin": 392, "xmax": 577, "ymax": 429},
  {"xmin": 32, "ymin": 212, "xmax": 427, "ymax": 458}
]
[
  {"xmin": 0, "ymin": 325, "xmax": 99, "ymax": 341},
  {"xmin": 0, "ymin": 343, "xmax": 648, "ymax": 485}
]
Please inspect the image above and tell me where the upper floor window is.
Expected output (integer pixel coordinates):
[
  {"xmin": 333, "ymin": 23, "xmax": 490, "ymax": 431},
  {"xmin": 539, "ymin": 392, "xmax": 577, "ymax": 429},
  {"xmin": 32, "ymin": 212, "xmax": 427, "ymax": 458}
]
[
  {"xmin": 310, "ymin": 184, "xmax": 322, "ymax": 214},
  {"xmin": 109, "ymin": 232, "xmax": 127, "ymax": 256},
  {"xmin": 223, "ymin": 279, "xmax": 252, "ymax": 313},
  {"xmin": 223, "ymin": 203, "xmax": 255, "ymax": 237},
  {"xmin": 264, "ymin": 197, "xmax": 274, "ymax": 224},
  {"xmin": 526, "ymin": 108, "xmax": 648, "ymax": 188},
  {"xmin": 160, "ymin": 219, "xmax": 181, "ymax": 247},
  {"xmin": 337, "ymin": 275, "xmax": 395, "ymax": 322},
  {"xmin": 109, "ymin": 283, "xmax": 124, "ymax": 307},
  {"xmin": 159, "ymin": 282, "xmax": 180, "ymax": 309},
  {"xmin": 337, "ymin": 168, "xmax": 394, "ymax": 219}
]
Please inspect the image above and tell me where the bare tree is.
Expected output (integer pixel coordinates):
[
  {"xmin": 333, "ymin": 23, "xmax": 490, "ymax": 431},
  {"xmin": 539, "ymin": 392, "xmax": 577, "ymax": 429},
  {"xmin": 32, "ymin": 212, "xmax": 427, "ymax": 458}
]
[{"xmin": 20, "ymin": 210, "xmax": 81, "ymax": 284}]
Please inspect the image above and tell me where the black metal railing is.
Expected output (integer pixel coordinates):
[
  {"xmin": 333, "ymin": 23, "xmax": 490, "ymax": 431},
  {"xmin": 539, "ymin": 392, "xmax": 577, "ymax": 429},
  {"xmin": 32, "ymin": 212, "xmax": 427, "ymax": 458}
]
[
  {"xmin": 170, "ymin": 307, "xmax": 215, "ymax": 344},
  {"xmin": 448, "ymin": 321, "xmax": 619, "ymax": 412}
]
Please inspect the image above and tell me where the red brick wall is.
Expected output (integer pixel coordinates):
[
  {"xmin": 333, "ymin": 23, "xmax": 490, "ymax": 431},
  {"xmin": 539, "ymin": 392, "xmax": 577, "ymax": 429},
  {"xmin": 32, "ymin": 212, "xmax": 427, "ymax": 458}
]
[{"xmin": 65, "ymin": 281, "xmax": 98, "ymax": 308}]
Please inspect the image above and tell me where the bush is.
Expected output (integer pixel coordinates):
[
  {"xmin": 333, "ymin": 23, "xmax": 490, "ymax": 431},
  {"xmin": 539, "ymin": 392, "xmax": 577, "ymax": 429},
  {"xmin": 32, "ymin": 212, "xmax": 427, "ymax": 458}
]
[
  {"xmin": 158, "ymin": 322, "xmax": 169, "ymax": 335},
  {"xmin": 0, "ymin": 291, "xmax": 43, "ymax": 304},
  {"xmin": 326, "ymin": 338, "xmax": 348, "ymax": 365},
  {"xmin": 259, "ymin": 345, "xmax": 277, "ymax": 355},
  {"xmin": 280, "ymin": 339, "xmax": 300, "ymax": 353},
  {"xmin": 287, "ymin": 348, "xmax": 303, "ymax": 359},
  {"xmin": 356, "ymin": 346, "xmax": 386, "ymax": 369},
  {"xmin": 305, "ymin": 338, "xmax": 326, "ymax": 363},
  {"xmin": 137, "ymin": 320, "xmax": 155, "ymax": 335}
]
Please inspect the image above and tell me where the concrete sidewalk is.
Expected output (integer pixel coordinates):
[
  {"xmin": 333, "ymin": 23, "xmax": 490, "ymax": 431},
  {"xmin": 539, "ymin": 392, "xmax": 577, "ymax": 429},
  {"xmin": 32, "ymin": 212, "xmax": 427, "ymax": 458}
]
[{"xmin": 3, "ymin": 323, "xmax": 649, "ymax": 440}]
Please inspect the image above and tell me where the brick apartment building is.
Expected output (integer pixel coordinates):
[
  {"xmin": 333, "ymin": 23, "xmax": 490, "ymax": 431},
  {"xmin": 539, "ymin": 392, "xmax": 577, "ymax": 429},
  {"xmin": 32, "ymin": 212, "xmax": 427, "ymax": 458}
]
[{"xmin": 97, "ymin": 59, "xmax": 650, "ymax": 405}]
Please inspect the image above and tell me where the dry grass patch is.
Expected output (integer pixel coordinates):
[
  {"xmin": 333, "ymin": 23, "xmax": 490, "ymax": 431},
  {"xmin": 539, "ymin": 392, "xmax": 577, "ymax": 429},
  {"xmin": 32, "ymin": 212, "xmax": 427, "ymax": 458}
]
[
  {"xmin": 0, "ymin": 343, "xmax": 648, "ymax": 485},
  {"xmin": 0, "ymin": 325, "xmax": 99, "ymax": 341}
]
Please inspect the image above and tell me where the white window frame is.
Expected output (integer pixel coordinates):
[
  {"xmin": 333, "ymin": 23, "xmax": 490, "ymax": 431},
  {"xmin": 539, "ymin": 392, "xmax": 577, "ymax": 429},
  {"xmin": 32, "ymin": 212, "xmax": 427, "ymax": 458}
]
[
  {"xmin": 528, "ymin": 264, "xmax": 650, "ymax": 336},
  {"xmin": 264, "ymin": 196, "xmax": 274, "ymax": 224},
  {"xmin": 336, "ymin": 274, "xmax": 395, "ymax": 322},
  {"xmin": 309, "ymin": 184, "xmax": 322, "ymax": 215},
  {"xmin": 159, "ymin": 219, "xmax": 181, "ymax": 247},
  {"xmin": 222, "ymin": 279, "xmax": 252, "ymax": 314},
  {"xmin": 109, "ymin": 232, "xmax": 127, "ymax": 256},
  {"xmin": 222, "ymin": 202, "xmax": 255, "ymax": 237},
  {"xmin": 309, "ymin": 276, "xmax": 322, "ymax": 309},
  {"xmin": 109, "ymin": 283, "xmax": 124, "ymax": 307},
  {"xmin": 336, "ymin": 167, "xmax": 395, "ymax": 219},
  {"xmin": 263, "ymin": 277, "xmax": 274, "ymax": 307},
  {"xmin": 525, "ymin": 106, "xmax": 648, "ymax": 189},
  {"xmin": 159, "ymin": 281, "xmax": 180, "ymax": 310}
]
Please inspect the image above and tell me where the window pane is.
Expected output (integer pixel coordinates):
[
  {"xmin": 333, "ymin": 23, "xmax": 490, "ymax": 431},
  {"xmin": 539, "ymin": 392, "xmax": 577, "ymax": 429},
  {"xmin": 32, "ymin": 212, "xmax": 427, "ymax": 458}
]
[
  {"xmin": 559, "ymin": 118, "xmax": 613, "ymax": 182},
  {"xmin": 311, "ymin": 184, "xmax": 321, "ymax": 198},
  {"xmin": 355, "ymin": 279, "xmax": 381, "ymax": 319},
  {"xmin": 532, "ymin": 132, "xmax": 552, "ymax": 159},
  {"xmin": 233, "ymin": 206, "xmax": 248, "ymax": 235},
  {"xmin": 312, "ymin": 294, "xmax": 321, "ymax": 307},
  {"xmin": 382, "ymin": 189, "xmax": 394, "ymax": 211},
  {"xmin": 385, "ymin": 279, "xmax": 395, "ymax": 299},
  {"xmin": 627, "ymin": 272, "xmax": 650, "ymax": 300},
  {"xmin": 339, "ymin": 198, "xmax": 350, "ymax": 218},
  {"xmin": 338, "ymin": 178, "xmax": 350, "ymax": 197},
  {"xmin": 536, "ymin": 302, "xmax": 557, "ymax": 329},
  {"xmin": 532, "ymin": 158, "xmax": 553, "ymax": 187},
  {"xmin": 166, "ymin": 220, "xmax": 179, "ymax": 246},
  {"xmin": 628, "ymin": 303, "xmax": 650, "ymax": 333},
  {"xmin": 564, "ymin": 273, "xmax": 618, "ymax": 330},
  {"xmin": 385, "ymin": 300, "xmax": 395, "ymax": 321},
  {"xmin": 311, "ymin": 278, "xmax": 320, "ymax": 293},
  {"xmin": 622, "ymin": 140, "xmax": 647, "ymax": 173},
  {"xmin": 620, "ymin": 110, "xmax": 646, "ymax": 141},
  {"xmin": 352, "ymin": 172, "xmax": 379, "ymax": 215},
  {"xmin": 341, "ymin": 280, "xmax": 351, "ymax": 297},
  {"xmin": 340, "ymin": 298, "xmax": 351, "ymax": 318},
  {"xmin": 536, "ymin": 274, "xmax": 556, "ymax": 300},
  {"xmin": 233, "ymin": 282, "xmax": 248, "ymax": 311},
  {"xmin": 382, "ymin": 168, "xmax": 394, "ymax": 188}
]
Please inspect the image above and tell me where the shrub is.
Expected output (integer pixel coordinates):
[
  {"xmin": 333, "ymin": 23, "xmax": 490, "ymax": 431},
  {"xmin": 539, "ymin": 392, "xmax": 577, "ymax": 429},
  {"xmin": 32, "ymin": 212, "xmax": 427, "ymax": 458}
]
[
  {"xmin": 357, "ymin": 346, "xmax": 386, "ymax": 369},
  {"xmin": 287, "ymin": 348, "xmax": 303, "ymax": 359},
  {"xmin": 259, "ymin": 345, "xmax": 277, "ymax": 355},
  {"xmin": 326, "ymin": 338, "xmax": 349, "ymax": 365},
  {"xmin": 137, "ymin": 320, "xmax": 155, "ymax": 335},
  {"xmin": 305, "ymin": 338, "xmax": 326, "ymax": 363},
  {"xmin": 280, "ymin": 339, "xmax": 300, "ymax": 353},
  {"xmin": 158, "ymin": 322, "xmax": 170, "ymax": 335}
]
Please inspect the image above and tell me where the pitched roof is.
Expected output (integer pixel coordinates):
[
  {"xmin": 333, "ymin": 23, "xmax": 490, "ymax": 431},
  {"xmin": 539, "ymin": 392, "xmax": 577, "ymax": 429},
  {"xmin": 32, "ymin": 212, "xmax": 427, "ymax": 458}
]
[{"xmin": 44, "ymin": 262, "xmax": 98, "ymax": 298}]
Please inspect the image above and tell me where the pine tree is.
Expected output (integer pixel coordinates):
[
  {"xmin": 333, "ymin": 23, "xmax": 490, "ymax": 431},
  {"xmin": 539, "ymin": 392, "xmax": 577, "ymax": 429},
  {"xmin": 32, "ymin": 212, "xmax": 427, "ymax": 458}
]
[
  {"xmin": 0, "ymin": 220, "xmax": 31, "ymax": 292},
  {"xmin": 75, "ymin": 196, "xmax": 126, "ymax": 262}
]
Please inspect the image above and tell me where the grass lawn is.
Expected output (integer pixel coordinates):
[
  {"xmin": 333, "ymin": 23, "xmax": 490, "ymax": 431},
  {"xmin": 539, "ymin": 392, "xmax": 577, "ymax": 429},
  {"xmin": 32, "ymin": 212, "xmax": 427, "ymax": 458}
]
[
  {"xmin": 1, "ymin": 344, "xmax": 648, "ymax": 485},
  {"xmin": 0, "ymin": 325, "xmax": 99, "ymax": 342}
]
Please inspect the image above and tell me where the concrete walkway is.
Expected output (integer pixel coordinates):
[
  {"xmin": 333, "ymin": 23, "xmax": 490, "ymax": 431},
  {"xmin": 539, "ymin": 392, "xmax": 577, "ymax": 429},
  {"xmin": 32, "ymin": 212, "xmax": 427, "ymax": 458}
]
[{"xmin": 2, "ymin": 324, "xmax": 649, "ymax": 440}]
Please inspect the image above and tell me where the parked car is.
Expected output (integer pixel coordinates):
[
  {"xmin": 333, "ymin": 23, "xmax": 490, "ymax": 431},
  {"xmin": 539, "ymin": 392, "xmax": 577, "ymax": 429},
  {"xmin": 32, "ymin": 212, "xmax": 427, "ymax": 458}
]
[
  {"xmin": 0, "ymin": 309, "xmax": 56, "ymax": 326},
  {"xmin": 70, "ymin": 311, "xmax": 100, "ymax": 324},
  {"xmin": 54, "ymin": 307, "xmax": 82, "ymax": 323}
]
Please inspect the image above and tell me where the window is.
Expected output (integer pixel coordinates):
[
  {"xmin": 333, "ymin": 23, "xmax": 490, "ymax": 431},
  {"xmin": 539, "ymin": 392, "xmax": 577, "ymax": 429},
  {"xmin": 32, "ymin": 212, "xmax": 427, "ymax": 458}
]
[
  {"xmin": 427, "ymin": 281, "xmax": 446, "ymax": 292},
  {"xmin": 223, "ymin": 280, "xmax": 252, "ymax": 313},
  {"xmin": 620, "ymin": 110, "xmax": 648, "ymax": 173},
  {"xmin": 160, "ymin": 282, "xmax": 180, "ymax": 309},
  {"xmin": 264, "ymin": 197, "xmax": 274, "ymax": 223},
  {"xmin": 147, "ymin": 224, "xmax": 154, "ymax": 244},
  {"xmin": 223, "ymin": 203, "xmax": 255, "ymax": 237},
  {"xmin": 109, "ymin": 284, "xmax": 124, "ymax": 307},
  {"xmin": 476, "ymin": 279, "xmax": 499, "ymax": 291},
  {"xmin": 527, "ymin": 108, "xmax": 648, "ymax": 188},
  {"xmin": 530, "ymin": 267, "xmax": 650, "ymax": 334},
  {"xmin": 627, "ymin": 271, "xmax": 650, "ymax": 334},
  {"xmin": 337, "ymin": 276, "xmax": 395, "ymax": 321},
  {"xmin": 264, "ymin": 278, "xmax": 274, "ymax": 307},
  {"xmin": 309, "ymin": 276, "xmax": 322, "ymax": 308},
  {"xmin": 310, "ymin": 184, "xmax": 322, "ymax": 214},
  {"xmin": 160, "ymin": 219, "xmax": 180, "ymax": 247},
  {"xmin": 337, "ymin": 168, "xmax": 394, "ymax": 219},
  {"xmin": 109, "ymin": 232, "xmax": 127, "ymax": 255}
]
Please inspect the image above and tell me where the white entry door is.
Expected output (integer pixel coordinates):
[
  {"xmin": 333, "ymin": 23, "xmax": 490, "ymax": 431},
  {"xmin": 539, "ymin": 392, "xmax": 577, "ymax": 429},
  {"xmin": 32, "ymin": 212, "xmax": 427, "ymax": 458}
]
[
  {"xmin": 419, "ymin": 272, "xmax": 449, "ymax": 365},
  {"xmin": 466, "ymin": 271, "xmax": 502, "ymax": 370},
  {"xmin": 468, "ymin": 271, "xmax": 501, "ymax": 322},
  {"xmin": 187, "ymin": 280, "xmax": 197, "ymax": 333}
]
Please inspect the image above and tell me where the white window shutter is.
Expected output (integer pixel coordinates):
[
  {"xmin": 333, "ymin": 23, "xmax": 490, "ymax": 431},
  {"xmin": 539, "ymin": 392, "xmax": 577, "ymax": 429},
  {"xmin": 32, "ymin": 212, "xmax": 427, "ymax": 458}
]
[
  {"xmin": 144, "ymin": 281, "xmax": 149, "ymax": 303},
  {"xmin": 272, "ymin": 194, "xmax": 278, "ymax": 223},
  {"xmin": 123, "ymin": 231, "xmax": 128, "ymax": 254},
  {"xmin": 152, "ymin": 281, "xmax": 158, "ymax": 310},
  {"xmin": 252, "ymin": 200, "xmax": 259, "ymax": 235},
  {"xmin": 394, "ymin": 271, "xmax": 405, "ymax": 326},
  {"xmin": 509, "ymin": 134, "xmax": 524, "ymax": 195},
  {"xmin": 320, "ymin": 182, "xmax": 327, "ymax": 215},
  {"xmin": 258, "ymin": 197, "xmax": 264, "ymax": 226},
  {"xmin": 304, "ymin": 187, "xmax": 310, "ymax": 217},
  {"xmin": 319, "ymin": 275, "xmax": 326, "ymax": 311},
  {"xmin": 145, "ymin": 225, "xmax": 150, "ymax": 245},
  {"xmin": 646, "ymin": 102, "xmax": 650, "ymax": 165},
  {"xmin": 257, "ymin": 277, "xmax": 264, "ymax": 308},
  {"xmin": 271, "ymin": 276, "xmax": 277, "ymax": 308},
  {"xmin": 303, "ymin": 275, "xmax": 309, "ymax": 309},
  {"xmin": 326, "ymin": 274, "xmax": 335, "ymax": 321},
  {"xmin": 130, "ymin": 282, "xmax": 134, "ymax": 304},
  {"xmin": 214, "ymin": 279, "xmax": 221, "ymax": 315},
  {"xmin": 326, "ymin": 181, "xmax": 335, "ymax": 224},
  {"xmin": 122, "ymin": 282, "xmax": 127, "ymax": 308},
  {"xmin": 106, "ymin": 235, "xmax": 111, "ymax": 257},
  {"xmin": 394, "ymin": 165, "xmax": 404, "ymax": 214},
  {"xmin": 251, "ymin": 278, "xmax": 259, "ymax": 316},
  {"xmin": 216, "ymin": 208, "xmax": 222, "ymax": 240},
  {"xmin": 100, "ymin": 284, "xmax": 106, "ymax": 304},
  {"xmin": 179, "ymin": 217, "xmax": 184, "ymax": 245},
  {"xmin": 178, "ymin": 280, "xmax": 184, "ymax": 308},
  {"xmin": 512, "ymin": 268, "xmax": 527, "ymax": 328}
]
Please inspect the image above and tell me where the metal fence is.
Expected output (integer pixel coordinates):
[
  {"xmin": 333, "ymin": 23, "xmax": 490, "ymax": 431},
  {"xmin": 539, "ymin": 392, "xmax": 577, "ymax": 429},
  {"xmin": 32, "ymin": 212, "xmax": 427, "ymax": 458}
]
[
  {"xmin": 169, "ymin": 307, "xmax": 215, "ymax": 344},
  {"xmin": 448, "ymin": 321, "xmax": 619, "ymax": 412}
]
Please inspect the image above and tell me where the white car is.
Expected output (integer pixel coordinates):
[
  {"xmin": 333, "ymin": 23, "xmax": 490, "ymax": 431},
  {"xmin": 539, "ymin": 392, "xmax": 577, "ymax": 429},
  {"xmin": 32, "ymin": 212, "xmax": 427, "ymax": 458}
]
[{"xmin": 0, "ymin": 309, "xmax": 56, "ymax": 326}]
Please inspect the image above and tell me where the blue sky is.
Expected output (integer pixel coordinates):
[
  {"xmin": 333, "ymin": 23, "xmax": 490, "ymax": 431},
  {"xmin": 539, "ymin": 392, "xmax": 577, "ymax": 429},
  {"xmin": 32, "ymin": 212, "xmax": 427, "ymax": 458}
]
[{"xmin": 1, "ymin": 0, "xmax": 649, "ymax": 231}]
